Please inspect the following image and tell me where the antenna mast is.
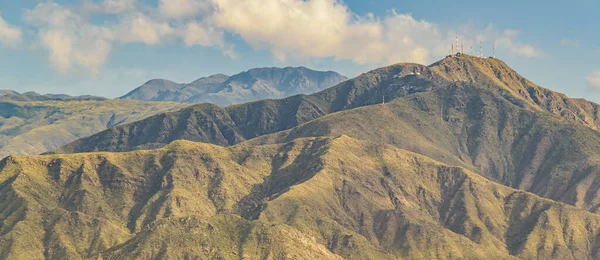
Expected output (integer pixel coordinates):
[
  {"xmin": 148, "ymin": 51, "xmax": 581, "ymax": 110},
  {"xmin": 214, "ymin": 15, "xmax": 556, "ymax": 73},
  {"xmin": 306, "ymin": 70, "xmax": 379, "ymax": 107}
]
[
  {"xmin": 479, "ymin": 41, "xmax": 483, "ymax": 58},
  {"xmin": 455, "ymin": 33, "xmax": 459, "ymax": 53},
  {"xmin": 493, "ymin": 42, "xmax": 496, "ymax": 58}
]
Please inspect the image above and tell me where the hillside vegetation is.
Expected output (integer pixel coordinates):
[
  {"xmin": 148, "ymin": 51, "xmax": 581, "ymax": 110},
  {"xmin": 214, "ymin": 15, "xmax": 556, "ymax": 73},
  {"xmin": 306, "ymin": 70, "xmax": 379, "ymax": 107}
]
[
  {"xmin": 0, "ymin": 100, "xmax": 187, "ymax": 158},
  {"xmin": 5, "ymin": 137, "xmax": 600, "ymax": 259},
  {"xmin": 6, "ymin": 55, "xmax": 600, "ymax": 259}
]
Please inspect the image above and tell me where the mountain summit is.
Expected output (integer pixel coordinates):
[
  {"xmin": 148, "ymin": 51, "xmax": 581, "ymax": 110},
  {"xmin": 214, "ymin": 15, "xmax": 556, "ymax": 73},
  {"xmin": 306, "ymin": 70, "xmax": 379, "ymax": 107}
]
[{"xmin": 120, "ymin": 67, "xmax": 347, "ymax": 106}]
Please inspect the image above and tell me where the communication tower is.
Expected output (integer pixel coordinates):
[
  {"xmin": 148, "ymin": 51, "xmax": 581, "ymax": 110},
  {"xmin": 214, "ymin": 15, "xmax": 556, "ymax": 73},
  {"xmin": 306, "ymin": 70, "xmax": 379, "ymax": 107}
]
[
  {"xmin": 479, "ymin": 41, "xmax": 483, "ymax": 58},
  {"xmin": 456, "ymin": 33, "xmax": 460, "ymax": 53}
]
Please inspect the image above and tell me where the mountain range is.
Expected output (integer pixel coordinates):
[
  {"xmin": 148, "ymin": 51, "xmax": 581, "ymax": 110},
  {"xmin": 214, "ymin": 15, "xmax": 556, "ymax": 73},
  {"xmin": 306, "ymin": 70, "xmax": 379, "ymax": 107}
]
[
  {"xmin": 119, "ymin": 67, "xmax": 347, "ymax": 106},
  {"xmin": 0, "ymin": 66, "xmax": 345, "ymax": 159},
  {"xmin": 0, "ymin": 90, "xmax": 106, "ymax": 102},
  {"xmin": 0, "ymin": 100, "xmax": 188, "ymax": 159},
  {"xmin": 4, "ymin": 55, "xmax": 600, "ymax": 259}
]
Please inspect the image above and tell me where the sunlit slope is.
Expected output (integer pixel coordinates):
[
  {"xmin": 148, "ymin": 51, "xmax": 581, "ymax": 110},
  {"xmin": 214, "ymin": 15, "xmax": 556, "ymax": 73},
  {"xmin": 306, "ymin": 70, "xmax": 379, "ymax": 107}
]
[
  {"xmin": 3, "ymin": 137, "xmax": 600, "ymax": 259},
  {"xmin": 0, "ymin": 100, "xmax": 188, "ymax": 158},
  {"xmin": 249, "ymin": 84, "xmax": 600, "ymax": 213},
  {"xmin": 55, "ymin": 55, "xmax": 600, "ymax": 154}
]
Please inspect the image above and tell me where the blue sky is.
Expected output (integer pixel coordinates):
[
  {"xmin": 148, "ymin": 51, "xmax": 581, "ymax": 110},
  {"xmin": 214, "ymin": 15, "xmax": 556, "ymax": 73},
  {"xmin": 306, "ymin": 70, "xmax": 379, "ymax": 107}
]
[{"xmin": 0, "ymin": 0, "xmax": 598, "ymax": 100}]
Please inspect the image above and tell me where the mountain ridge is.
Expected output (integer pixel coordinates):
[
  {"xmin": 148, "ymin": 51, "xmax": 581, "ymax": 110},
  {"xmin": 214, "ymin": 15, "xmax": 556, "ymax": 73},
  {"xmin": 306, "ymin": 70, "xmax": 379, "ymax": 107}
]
[
  {"xmin": 0, "ymin": 90, "xmax": 107, "ymax": 102},
  {"xmin": 54, "ymin": 55, "xmax": 600, "ymax": 155},
  {"xmin": 5, "ymin": 136, "xmax": 600, "ymax": 259},
  {"xmin": 0, "ymin": 100, "xmax": 188, "ymax": 159},
  {"xmin": 119, "ymin": 66, "xmax": 348, "ymax": 106},
  {"xmin": 7, "ymin": 55, "xmax": 600, "ymax": 259}
]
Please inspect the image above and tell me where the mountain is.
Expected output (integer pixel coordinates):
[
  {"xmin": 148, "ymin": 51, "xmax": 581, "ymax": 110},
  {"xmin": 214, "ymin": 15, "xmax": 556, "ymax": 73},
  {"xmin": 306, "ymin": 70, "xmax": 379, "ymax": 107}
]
[
  {"xmin": 53, "ymin": 54, "xmax": 600, "ymax": 217},
  {"xmin": 119, "ymin": 67, "xmax": 347, "ymax": 106},
  {"xmin": 0, "ymin": 90, "xmax": 106, "ymax": 102},
  {"xmin": 0, "ymin": 100, "xmax": 188, "ymax": 158},
  {"xmin": 6, "ymin": 136, "xmax": 600, "ymax": 259},
  {"xmin": 8, "ymin": 54, "xmax": 600, "ymax": 259},
  {"xmin": 56, "ymin": 55, "xmax": 600, "ymax": 154}
]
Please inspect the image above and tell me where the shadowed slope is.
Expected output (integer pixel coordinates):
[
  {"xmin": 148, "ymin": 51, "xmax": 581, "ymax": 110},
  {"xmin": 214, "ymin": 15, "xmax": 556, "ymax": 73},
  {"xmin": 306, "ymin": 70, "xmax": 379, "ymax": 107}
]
[
  {"xmin": 53, "ymin": 63, "xmax": 442, "ymax": 154},
  {"xmin": 249, "ymin": 84, "xmax": 600, "ymax": 214}
]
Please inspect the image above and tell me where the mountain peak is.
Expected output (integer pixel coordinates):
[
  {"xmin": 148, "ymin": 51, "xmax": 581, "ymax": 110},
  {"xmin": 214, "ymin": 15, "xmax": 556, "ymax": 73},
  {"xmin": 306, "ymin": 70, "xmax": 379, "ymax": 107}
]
[
  {"xmin": 143, "ymin": 78, "xmax": 178, "ymax": 85},
  {"xmin": 428, "ymin": 54, "xmax": 532, "ymax": 95},
  {"xmin": 430, "ymin": 54, "xmax": 514, "ymax": 79},
  {"xmin": 122, "ymin": 67, "xmax": 347, "ymax": 106}
]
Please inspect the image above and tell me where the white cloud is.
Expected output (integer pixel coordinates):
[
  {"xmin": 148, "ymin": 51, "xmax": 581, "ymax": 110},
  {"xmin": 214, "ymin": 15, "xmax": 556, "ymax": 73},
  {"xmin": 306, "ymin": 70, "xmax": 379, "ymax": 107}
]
[
  {"xmin": 25, "ymin": 3, "xmax": 114, "ymax": 74},
  {"xmin": 0, "ymin": 13, "xmax": 23, "ymax": 47},
  {"xmin": 476, "ymin": 27, "xmax": 542, "ymax": 58},
  {"xmin": 211, "ymin": 0, "xmax": 541, "ymax": 64},
  {"xmin": 24, "ymin": 2, "xmax": 230, "ymax": 74},
  {"xmin": 103, "ymin": 0, "xmax": 137, "ymax": 14},
  {"xmin": 114, "ymin": 13, "xmax": 174, "ymax": 45},
  {"xmin": 587, "ymin": 71, "xmax": 600, "ymax": 89},
  {"xmin": 560, "ymin": 38, "xmax": 580, "ymax": 48},
  {"xmin": 21, "ymin": 0, "xmax": 543, "ymax": 75},
  {"xmin": 158, "ymin": 0, "xmax": 213, "ymax": 19},
  {"xmin": 81, "ymin": 0, "xmax": 138, "ymax": 14},
  {"xmin": 212, "ymin": 0, "xmax": 442, "ymax": 65}
]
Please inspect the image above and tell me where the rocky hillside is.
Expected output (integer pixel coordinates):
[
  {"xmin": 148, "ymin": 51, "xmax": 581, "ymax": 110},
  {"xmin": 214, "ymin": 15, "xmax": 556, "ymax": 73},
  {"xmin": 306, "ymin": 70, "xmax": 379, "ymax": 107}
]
[
  {"xmin": 0, "ymin": 100, "xmax": 188, "ymax": 158},
  {"xmin": 120, "ymin": 67, "xmax": 347, "ymax": 106},
  {"xmin": 4, "ymin": 136, "xmax": 600, "ymax": 259}
]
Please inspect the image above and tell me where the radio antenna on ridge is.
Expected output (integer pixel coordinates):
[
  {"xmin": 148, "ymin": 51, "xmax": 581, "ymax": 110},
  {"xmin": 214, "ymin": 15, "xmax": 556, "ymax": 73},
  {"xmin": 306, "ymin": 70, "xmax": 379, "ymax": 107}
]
[
  {"xmin": 493, "ymin": 42, "xmax": 496, "ymax": 58},
  {"xmin": 479, "ymin": 41, "xmax": 483, "ymax": 58},
  {"xmin": 456, "ymin": 32, "xmax": 459, "ymax": 53}
]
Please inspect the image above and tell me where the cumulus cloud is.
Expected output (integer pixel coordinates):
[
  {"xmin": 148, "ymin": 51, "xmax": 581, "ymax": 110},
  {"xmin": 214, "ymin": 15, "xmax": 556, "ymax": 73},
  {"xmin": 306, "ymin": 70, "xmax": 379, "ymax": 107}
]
[
  {"xmin": 0, "ymin": 13, "xmax": 22, "ymax": 47},
  {"xmin": 212, "ymin": 0, "xmax": 442, "ymax": 64},
  {"xmin": 22, "ymin": 0, "xmax": 542, "ymax": 75},
  {"xmin": 182, "ymin": 22, "xmax": 236, "ymax": 58},
  {"xmin": 159, "ymin": 0, "xmax": 214, "ymax": 19},
  {"xmin": 24, "ymin": 1, "xmax": 230, "ymax": 74},
  {"xmin": 25, "ymin": 3, "xmax": 113, "ymax": 74},
  {"xmin": 587, "ymin": 71, "xmax": 600, "ymax": 89},
  {"xmin": 476, "ymin": 27, "xmax": 542, "ymax": 58},
  {"xmin": 114, "ymin": 13, "xmax": 174, "ymax": 45},
  {"xmin": 81, "ymin": 0, "xmax": 138, "ymax": 14},
  {"xmin": 211, "ymin": 0, "xmax": 541, "ymax": 63}
]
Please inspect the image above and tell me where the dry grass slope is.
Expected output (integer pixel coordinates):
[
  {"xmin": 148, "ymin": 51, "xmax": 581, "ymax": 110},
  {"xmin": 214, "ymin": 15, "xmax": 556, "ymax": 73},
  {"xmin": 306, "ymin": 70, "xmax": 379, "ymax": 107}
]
[
  {"xmin": 3, "ymin": 136, "xmax": 600, "ymax": 259},
  {"xmin": 0, "ymin": 100, "xmax": 188, "ymax": 158}
]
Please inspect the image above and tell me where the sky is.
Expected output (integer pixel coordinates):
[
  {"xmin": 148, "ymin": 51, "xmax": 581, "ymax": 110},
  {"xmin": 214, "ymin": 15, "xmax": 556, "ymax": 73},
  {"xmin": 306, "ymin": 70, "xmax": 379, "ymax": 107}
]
[{"xmin": 0, "ymin": 0, "xmax": 598, "ymax": 100}]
